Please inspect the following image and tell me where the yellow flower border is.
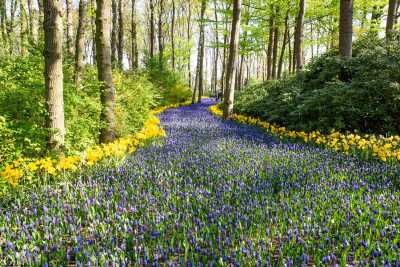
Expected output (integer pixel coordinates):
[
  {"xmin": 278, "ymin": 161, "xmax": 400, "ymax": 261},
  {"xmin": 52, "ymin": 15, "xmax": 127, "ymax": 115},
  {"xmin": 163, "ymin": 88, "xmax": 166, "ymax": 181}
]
[
  {"xmin": 209, "ymin": 105, "xmax": 400, "ymax": 163},
  {"xmin": 0, "ymin": 101, "xmax": 191, "ymax": 188}
]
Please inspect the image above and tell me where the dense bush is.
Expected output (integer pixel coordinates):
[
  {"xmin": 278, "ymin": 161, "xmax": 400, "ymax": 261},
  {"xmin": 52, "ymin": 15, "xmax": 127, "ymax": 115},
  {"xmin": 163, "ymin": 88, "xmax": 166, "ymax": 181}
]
[
  {"xmin": 0, "ymin": 52, "xmax": 157, "ymax": 165},
  {"xmin": 145, "ymin": 57, "xmax": 192, "ymax": 105},
  {"xmin": 235, "ymin": 36, "xmax": 400, "ymax": 134}
]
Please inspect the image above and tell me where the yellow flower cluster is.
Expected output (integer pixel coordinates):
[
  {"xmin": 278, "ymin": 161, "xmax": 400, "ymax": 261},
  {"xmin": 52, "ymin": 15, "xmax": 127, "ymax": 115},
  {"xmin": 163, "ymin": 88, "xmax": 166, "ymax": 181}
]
[
  {"xmin": 209, "ymin": 105, "xmax": 400, "ymax": 163},
  {"xmin": 151, "ymin": 101, "xmax": 192, "ymax": 115},
  {"xmin": 0, "ymin": 114, "xmax": 166, "ymax": 188}
]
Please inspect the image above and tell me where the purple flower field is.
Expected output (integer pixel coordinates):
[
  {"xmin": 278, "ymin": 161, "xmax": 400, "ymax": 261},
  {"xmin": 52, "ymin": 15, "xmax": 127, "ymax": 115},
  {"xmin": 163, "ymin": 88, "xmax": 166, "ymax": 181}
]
[{"xmin": 1, "ymin": 99, "xmax": 400, "ymax": 266}]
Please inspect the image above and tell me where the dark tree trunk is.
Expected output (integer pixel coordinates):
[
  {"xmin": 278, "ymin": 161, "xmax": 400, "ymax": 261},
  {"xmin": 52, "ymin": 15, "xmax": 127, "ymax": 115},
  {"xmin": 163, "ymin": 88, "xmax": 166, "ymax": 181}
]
[
  {"xmin": 158, "ymin": 0, "xmax": 164, "ymax": 63},
  {"xmin": 294, "ymin": 0, "xmax": 305, "ymax": 73},
  {"xmin": 90, "ymin": 0, "xmax": 96, "ymax": 64},
  {"xmin": 149, "ymin": 0, "xmax": 155, "ymax": 58},
  {"xmin": 65, "ymin": 0, "xmax": 74, "ymax": 55},
  {"xmin": 266, "ymin": 16, "xmax": 274, "ymax": 80},
  {"xmin": 43, "ymin": 0, "xmax": 65, "ymax": 150},
  {"xmin": 278, "ymin": 12, "xmax": 289, "ymax": 79},
  {"xmin": 339, "ymin": 0, "xmax": 353, "ymax": 58},
  {"xmin": 74, "ymin": 0, "xmax": 87, "ymax": 88},
  {"xmin": 96, "ymin": 0, "xmax": 116, "ymax": 143},
  {"xmin": 213, "ymin": 0, "xmax": 219, "ymax": 92},
  {"xmin": 117, "ymin": 0, "xmax": 124, "ymax": 69},
  {"xmin": 223, "ymin": 0, "xmax": 241, "ymax": 119},
  {"xmin": 171, "ymin": 0, "xmax": 176, "ymax": 70},
  {"xmin": 387, "ymin": 0, "xmax": 397, "ymax": 40},
  {"xmin": 131, "ymin": 0, "xmax": 138, "ymax": 70},
  {"xmin": 111, "ymin": 0, "xmax": 117, "ymax": 68},
  {"xmin": 194, "ymin": 0, "xmax": 206, "ymax": 103}
]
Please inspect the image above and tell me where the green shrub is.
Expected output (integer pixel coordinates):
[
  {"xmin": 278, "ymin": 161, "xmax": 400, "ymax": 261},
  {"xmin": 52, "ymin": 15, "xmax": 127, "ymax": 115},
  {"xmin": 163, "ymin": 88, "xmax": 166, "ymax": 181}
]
[{"xmin": 235, "ymin": 36, "xmax": 400, "ymax": 134}]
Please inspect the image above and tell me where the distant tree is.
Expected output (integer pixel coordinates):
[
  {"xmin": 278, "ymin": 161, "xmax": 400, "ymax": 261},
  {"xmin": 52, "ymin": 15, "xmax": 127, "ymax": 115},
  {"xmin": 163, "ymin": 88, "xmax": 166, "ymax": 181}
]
[
  {"xmin": 74, "ymin": 0, "xmax": 87, "ymax": 88},
  {"xmin": 65, "ymin": 0, "xmax": 74, "ymax": 55},
  {"xmin": 131, "ymin": 0, "xmax": 138, "ymax": 70},
  {"xmin": 43, "ymin": 0, "xmax": 65, "ymax": 150},
  {"xmin": 96, "ymin": 0, "xmax": 116, "ymax": 143},
  {"xmin": 117, "ymin": 0, "xmax": 124, "ymax": 69}
]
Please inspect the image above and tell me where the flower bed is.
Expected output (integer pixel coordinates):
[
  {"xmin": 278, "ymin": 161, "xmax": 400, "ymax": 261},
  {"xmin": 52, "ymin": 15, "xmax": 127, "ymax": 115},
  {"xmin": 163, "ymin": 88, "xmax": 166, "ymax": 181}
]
[
  {"xmin": 209, "ymin": 105, "xmax": 400, "ymax": 163},
  {"xmin": 0, "ymin": 102, "xmax": 191, "ymax": 190}
]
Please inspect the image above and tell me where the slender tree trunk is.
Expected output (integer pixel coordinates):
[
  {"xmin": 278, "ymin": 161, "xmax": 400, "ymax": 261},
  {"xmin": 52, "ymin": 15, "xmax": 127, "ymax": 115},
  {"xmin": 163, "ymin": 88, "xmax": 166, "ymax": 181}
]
[
  {"xmin": 213, "ymin": 0, "xmax": 219, "ymax": 92},
  {"xmin": 149, "ymin": 0, "xmax": 155, "ymax": 58},
  {"xmin": 278, "ymin": 12, "xmax": 289, "ymax": 79},
  {"xmin": 339, "ymin": 0, "xmax": 353, "ymax": 58},
  {"xmin": 158, "ymin": 0, "xmax": 164, "ymax": 63},
  {"xmin": 387, "ymin": 0, "xmax": 397, "ymax": 40},
  {"xmin": 187, "ymin": 1, "xmax": 192, "ymax": 87},
  {"xmin": 44, "ymin": 0, "xmax": 65, "ymax": 150},
  {"xmin": 65, "ymin": 0, "xmax": 74, "ymax": 55},
  {"xmin": 20, "ymin": 0, "xmax": 28, "ymax": 56},
  {"xmin": 37, "ymin": 0, "xmax": 44, "ymax": 35},
  {"xmin": 96, "ymin": 0, "xmax": 116, "ymax": 143},
  {"xmin": 0, "ymin": 0, "xmax": 7, "ymax": 48},
  {"xmin": 195, "ymin": 0, "xmax": 206, "ymax": 103},
  {"xmin": 111, "ymin": 0, "xmax": 117, "ymax": 67},
  {"xmin": 74, "ymin": 0, "xmax": 87, "ymax": 88},
  {"xmin": 272, "ymin": 22, "xmax": 279, "ymax": 79},
  {"xmin": 131, "ymin": 0, "xmax": 138, "ymax": 70},
  {"xmin": 223, "ymin": 0, "xmax": 241, "ymax": 119},
  {"xmin": 117, "ymin": 0, "xmax": 123, "ymax": 69},
  {"xmin": 171, "ymin": 0, "xmax": 176, "ymax": 69},
  {"xmin": 294, "ymin": 0, "xmax": 305, "ymax": 73},
  {"xmin": 27, "ymin": 0, "xmax": 35, "ymax": 43},
  {"xmin": 266, "ymin": 16, "xmax": 274, "ymax": 80},
  {"xmin": 90, "ymin": 0, "xmax": 96, "ymax": 64}
]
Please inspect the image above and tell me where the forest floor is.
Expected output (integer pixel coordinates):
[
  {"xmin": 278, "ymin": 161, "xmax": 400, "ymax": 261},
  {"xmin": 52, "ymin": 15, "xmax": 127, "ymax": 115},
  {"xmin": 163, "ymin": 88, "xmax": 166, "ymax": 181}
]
[{"xmin": 1, "ymin": 99, "xmax": 400, "ymax": 265}]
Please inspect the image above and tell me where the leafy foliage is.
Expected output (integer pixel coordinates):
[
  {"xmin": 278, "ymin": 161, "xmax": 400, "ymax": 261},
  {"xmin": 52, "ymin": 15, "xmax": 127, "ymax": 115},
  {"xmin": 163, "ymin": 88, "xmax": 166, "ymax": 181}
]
[{"xmin": 235, "ymin": 37, "xmax": 400, "ymax": 134}]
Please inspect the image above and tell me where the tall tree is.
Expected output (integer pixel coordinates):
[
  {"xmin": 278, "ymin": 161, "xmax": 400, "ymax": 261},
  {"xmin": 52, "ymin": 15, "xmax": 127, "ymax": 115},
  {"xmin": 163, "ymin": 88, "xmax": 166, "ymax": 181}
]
[
  {"xmin": 158, "ymin": 0, "xmax": 164, "ymax": 63},
  {"xmin": 65, "ymin": 0, "xmax": 74, "ymax": 55},
  {"xmin": 96, "ymin": 0, "xmax": 116, "ymax": 143},
  {"xmin": 193, "ymin": 0, "xmax": 206, "ymax": 103},
  {"xmin": 43, "ymin": 0, "xmax": 65, "ymax": 150},
  {"xmin": 266, "ymin": 15, "xmax": 274, "ymax": 80},
  {"xmin": 131, "ymin": 0, "xmax": 138, "ymax": 70},
  {"xmin": 278, "ymin": 11, "xmax": 289, "ymax": 79},
  {"xmin": 339, "ymin": 0, "xmax": 353, "ymax": 58},
  {"xmin": 223, "ymin": 0, "xmax": 241, "ymax": 119},
  {"xmin": 171, "ymin": 0, "xmax": 176, "ymax": 69},
  {"xmin": 74, "ymin": 0, "xmax": 87, "ymax": 88},
  {"xmin": 111, "ymin": 0, "xmax": 117, "ymax": 67},
  {"xmin": 186, "ymin": 1, "xmax": 192, "ymax": 87},
  {"xmin": 20, "ymin": 0, "xmax": 28, "ymax": 56},
  {"xmin": 149, "ymin": 0, "xmax": 155, "ymax": 58},
  {"xmin": 387, "ymin": 0, "xmax": 397, "ymax": 40},
  {"xmin": 294, "ymin": 0, "xmax": 305, "ymax": 72},
  {"xmin": 117, "ymin": 0, "xmax": 124, "ymax": 69}
]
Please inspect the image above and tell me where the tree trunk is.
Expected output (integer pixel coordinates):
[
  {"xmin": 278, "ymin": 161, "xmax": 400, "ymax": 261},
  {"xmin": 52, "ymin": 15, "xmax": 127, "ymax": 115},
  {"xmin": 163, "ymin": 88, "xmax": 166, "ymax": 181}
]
[
  {"xmin": 195, "ymin": 0, "xmax": 206, "ymax": 103},
  {"xmin": 339, "ymin": 0, "xmax": 353, "ymax": 58},
  {"xmin": 0, "ymin": 0, "xmax": 7, "ymax": 47},
  {"xmin": 187, "ymin": 1, "xmax": 191, "ymax": 87},
  {"xmin": 171, "ymin": 0, "xmax": 176, "ymax": 70},
  {"xmin": 131, "ymin": 0, "xmax": 138, "ymax": 70},
  {"xmin": 387, "ymin": 0, "xmax": 397, "ymax": 40},
  {"xmin": 223, "ymin": 0, "xmax": 241, "ymax": 119},
  {"xmin": 117, "ymin": 0, "xmax": 123, "ymax": 69},
  {"xmin": 111, "ymin": 0, "xmax": 117, "ymax": 68},
  {"xmin": 158, "ymin": 0, "xmax": 164, "ymax": 63},
  {"xmin": 65, "ymin": 0, "xmax": 74, "ymax": 55},
  {"xmin": 74, "ymin": 0, "xmax": 87, "ymax": 88},
  {"xmin": 213, "ymin": 0, "xmax": 219, "ymax": 92},
  {"xmin": 27, "ymin": 0, "xmax": 35, "ymax": 43},
  {"xmin": 278, "ymin": 12, "xmax": 289, "ymax": 79},
  {"xmin": 266, "ymin": 16, "xmax": 274, "ymax": 80},
  {"xmin": 294, "ymin": 0, "xmax": 305, "ymax": 73},
  {"xmin": 43, "ymin": 0, "xmax": 65, "ymax": 150},
  {"xmin": 149, "ymin": 0, "xmax": 155, "ymax": 58},
  {"xmin": 272, "ymin": 22, "xmax": 279, "ymax": 79},
  {"xmin": 90, "ymin": 0, "xmax": 96, "ymax": 64},
  {"xmin": 96, "ymin": 0, "xmax": 116, "ymax": 143},
  {"xmin": 20, "ymin": 0, "xmax": 28, "ymax": 56}
]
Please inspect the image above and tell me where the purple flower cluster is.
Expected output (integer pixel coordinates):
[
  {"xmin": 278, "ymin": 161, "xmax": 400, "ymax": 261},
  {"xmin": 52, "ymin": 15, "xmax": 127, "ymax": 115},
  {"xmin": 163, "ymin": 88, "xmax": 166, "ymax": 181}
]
[{"xmin": 0, "ymin": 99, "xmax": 399, "ymax": 265}]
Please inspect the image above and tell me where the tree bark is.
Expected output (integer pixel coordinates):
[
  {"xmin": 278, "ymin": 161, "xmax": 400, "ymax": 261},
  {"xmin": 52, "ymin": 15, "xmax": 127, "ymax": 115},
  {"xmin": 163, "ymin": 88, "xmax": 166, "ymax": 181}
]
[
  {"xmin": 196, "ymin": 0, "xmax": 206, "ymax": 103},
  {"xmin": 213, "ymin": 0, "xmax": 219, "ymax": 93},
  {"xmin": 43, "ymin": 0, "xmax": 65, "ymax": 150},
  {"xmin": 387, "ymin": 0, "xmax": 397, "ymax": 40},
  {"xmin": 266, "ymin": 15, "xmax": 274, "ymax": 80},
  {"xmin": 272, "ymin": 21, "xmax": 279, "ymax": 79},
  {"xmin": 74, "ymin": 0, "xmax": 87, "ymax": 88},
  {"xmin": 117, "ymin": 0, "xmax": 123, "ymax": 69},
  {"xmin": 90, "ymin": 0, "xmax": 96, "ymax": 64},
  {"xmin": 171, "ymin": 0, "xmax": 176, "ymax": 70},
  {"xmin": 20, "ymin": 0, "xmax": 28, "ymax": 56},
  {"xmin": 294, "ymin": 0, "xmax": 305, "ymax": 73},
  {"xmin": 96, "ymin": 0, "xmax": 116, "ymax": 143},
  {"xmin": 131, "ymin": 0, "xmax": 138, "ymax": 70},
  {"xmin": 111, "ymin": 0, "xmax": 117, "ymax": 67},
  {"xmin": 149, "ymin": 0, "xmax": 155, "ymax": 58},
  {"xmin": 65, "ymin": 0, "xmax": 74, "ymax": 55},
  {"xmin": 278, "ymin": 12, "xmax": 289, "ymax": 79},
  {"xmin": 158, "ymin": 0, "xmax": 164, "ymax": 63},
  {"xmin": 223, "ymin": 0, "xmax": 241, "ymax": 119},
  {"xmin": 339, "ymin": 0, "xmax": 353, "ymax": 58},
  {"xmin": 186, "ymin": 1, "xmax": 192, "ymax": 87}
]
